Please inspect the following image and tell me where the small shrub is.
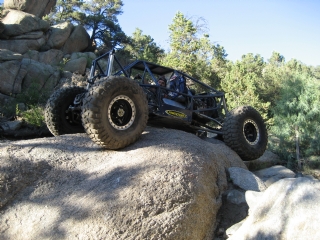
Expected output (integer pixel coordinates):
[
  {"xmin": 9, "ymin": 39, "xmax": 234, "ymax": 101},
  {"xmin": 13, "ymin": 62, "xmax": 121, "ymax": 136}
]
[
  {"xmin": 8, "ymin": 82, "xmax": 50, "ymax": 127},
  {"xmin": 305, "ymin": 156, "xmax": 320, "ymax": 169},
  {"xmin": 20, "ymin": 106, "xmax": 45, "ymax": 127},
  {"xmin": 16, "ymin": 82, "xmax": 49, "ymax": 106},
  {"xmin": 58, "ymin": 57, "xmax": 70, "ymax": 71}
]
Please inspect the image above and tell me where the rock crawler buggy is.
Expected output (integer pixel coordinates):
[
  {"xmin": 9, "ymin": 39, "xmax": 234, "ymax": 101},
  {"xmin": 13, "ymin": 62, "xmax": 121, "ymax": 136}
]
[{"xmin": 45, "ymin": 50, "xmax": 268, "ymax": 160}]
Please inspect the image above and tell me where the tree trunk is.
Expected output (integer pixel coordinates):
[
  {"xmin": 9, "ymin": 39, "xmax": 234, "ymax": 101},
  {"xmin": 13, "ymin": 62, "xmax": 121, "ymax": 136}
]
[{"xmin": 295, "ymin": 125, "xmax": 301, "ymax": 171}]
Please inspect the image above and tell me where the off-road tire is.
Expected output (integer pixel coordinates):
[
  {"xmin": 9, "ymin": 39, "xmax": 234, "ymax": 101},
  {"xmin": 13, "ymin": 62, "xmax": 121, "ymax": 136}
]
[
  {"xmin": 45, "ymin": 86, "xmax": 86, "ymax": 136},
  {"xmin": 222, "ymin": 106, "xmax": 268, "ymax": 160},
  {"xmin": 82, "ymin": 76, "xmax": 148, "ymax": 149}
]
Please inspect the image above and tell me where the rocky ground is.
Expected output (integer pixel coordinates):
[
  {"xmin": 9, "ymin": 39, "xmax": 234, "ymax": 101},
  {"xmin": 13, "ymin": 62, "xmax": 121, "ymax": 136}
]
[
  {"xmin": 1, "ymin": 120, "xmax": 319, "ymax": 240},
  {"xmin": 1, "ymin": 126, "xmax": 252, "ymax": 239},
  {"xmin": 0, "ymin": 120, "xmax": 250, "ymax": 239}
]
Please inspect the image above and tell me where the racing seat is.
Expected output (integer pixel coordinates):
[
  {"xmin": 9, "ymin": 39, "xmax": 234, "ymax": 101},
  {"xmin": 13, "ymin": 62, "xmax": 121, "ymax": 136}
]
[{"xmin": 162, "ymin": 88, "xmax": 194, "ymax": 109}]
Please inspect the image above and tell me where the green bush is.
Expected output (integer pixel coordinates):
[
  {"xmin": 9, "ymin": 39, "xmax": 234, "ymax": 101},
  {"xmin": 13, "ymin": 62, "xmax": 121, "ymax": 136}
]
[
  {"xmin": 58, "ymin": 57, "xmax": 70, "ymax": 71},
  {"xmin": 2, "ymin": 82, "xmax": 51, "ymax": 127},
  {"xmin": 19, "ymin": 106, "xmax": 45, "ymax": 127}
]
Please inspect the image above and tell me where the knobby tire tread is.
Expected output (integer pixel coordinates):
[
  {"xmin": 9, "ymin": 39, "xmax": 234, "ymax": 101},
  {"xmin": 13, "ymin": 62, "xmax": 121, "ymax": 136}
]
[
  {"xmin": 82, "ymin": 76, "xmax": 148, "ymax": 149},
  {"xmin": 223, "ymin": 106, "xmax": 268, "ymax": 160},
  {"xmin": 45, "ymin": 86, "xmax": 86, "ymax": 136}
]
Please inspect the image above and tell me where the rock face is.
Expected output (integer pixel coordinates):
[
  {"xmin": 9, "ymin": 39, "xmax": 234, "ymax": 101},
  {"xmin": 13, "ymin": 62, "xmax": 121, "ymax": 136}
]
[
  {"xmin": 0, "ymin": 57, "xmax": 61, "ymax": 95},
  {"xmin": 64, "ymin": 57, "xmax": 88, "ymax": 75},
  {"xmin": 0, "ymin": 60, "xmax": 23, "ymax": 94},
  {"xmin": 228, "ymin": 177, "xmax": 320, "ymax": 240},
  {"xmin": 0, "ymin": 127, "xmax": 247, "ymax": 240},
  {"xmin": 0, "ymin": 36, "xmax": 46, "ymax": 54},
  {"xmin": 253, "ymin": 165, "xmax": 295, "ymax": 187},
  {"xmin": 24, "ymin": 49, "xmax": 64, "ymax": 65},
  {"xmin": 0, "ymin": 0, "xmax": 91, "ymax": 106},
  {"xmin": 244, "ymin": 150, "xmax": 281, "ymax": 171},
  {"xmin": 44, "ymin": 22, "xmax": 73, "ymax": 49},
  {"xmin": 1, "ymin": 10, "xmax": 49, "ymax": 36},
  {"xmin": 62, "ymin": 25, "xmax": 90, "ymax": 54},
  {"xmin": 20, "ymin": 58, "xmax": 61, "ymax": 92},
  {"xmin": 4, "ymin": 0, "xmax": 57, "ymax": 18},
  {"xmin": 228, "ymin": 167, "xmax": 266, "ymax": 192},
  {"xmin": 0, "ymin": 127, "xmax": 319, "ymax": 239}
]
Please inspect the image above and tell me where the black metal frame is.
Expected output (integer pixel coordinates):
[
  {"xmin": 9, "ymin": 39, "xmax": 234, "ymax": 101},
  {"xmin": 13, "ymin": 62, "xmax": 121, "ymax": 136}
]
[{"xmin": 85, "ymin": 50, "xmax": 229, "ymax": 135}]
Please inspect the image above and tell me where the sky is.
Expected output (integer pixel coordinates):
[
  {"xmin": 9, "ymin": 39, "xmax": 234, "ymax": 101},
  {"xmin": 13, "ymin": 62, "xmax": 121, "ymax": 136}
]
[
  {"xmin": 117, "ymin": 0, "xmax": 320, "ymax": 66},
  {"xmin": 1, "ymin": 0, "xmax": 319, "ymax": 66}
]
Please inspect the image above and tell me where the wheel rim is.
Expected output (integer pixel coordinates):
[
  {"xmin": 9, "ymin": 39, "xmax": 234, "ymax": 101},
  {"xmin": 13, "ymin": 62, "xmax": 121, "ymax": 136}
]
[
  {"xmin": 108, "ymin": 95, "xmax": 136, "ymax": 130},
  {"xmin": 65, "ymin": 107, "xmax": 82, "ymax": 126},
  {"xmin": 243, "ymin": 119, "xmax": 259, "ymax": 145}
]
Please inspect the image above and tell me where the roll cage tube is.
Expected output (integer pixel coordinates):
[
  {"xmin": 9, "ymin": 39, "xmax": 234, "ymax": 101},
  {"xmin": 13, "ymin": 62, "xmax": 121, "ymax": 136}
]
[
  {"xmin": 87, "ymin": 49, "xmax": 229, "ymax": 115},
  {"xmin": 117, "ymin": 59, "xmax": 229, "ymax": 114},
  {"xmin": 87, "ymin": 49, "xmax": 129, "ymax": 85}
]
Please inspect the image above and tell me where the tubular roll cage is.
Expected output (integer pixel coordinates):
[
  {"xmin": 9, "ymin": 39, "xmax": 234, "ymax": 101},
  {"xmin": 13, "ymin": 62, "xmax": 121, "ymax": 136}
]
[{"xmin": 86, "ymin": 50, "xmax": 229, "ymax": 130}]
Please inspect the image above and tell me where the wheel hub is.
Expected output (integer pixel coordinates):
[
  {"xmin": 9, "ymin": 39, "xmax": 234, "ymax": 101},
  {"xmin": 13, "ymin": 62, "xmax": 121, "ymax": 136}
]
[
  {"xmin": 65, "ymin": 106, "xmax": 82, "ymax": 125},
  {"xmin": 117, "ymin": 108, "xmax": 125, "ymax": 117},
  {"xmin": 108, "ymin": 95, "xmax": 136, "ymax": 130},
  {"xmin": 243, "ymin": 119, "xmax": 259, "ymax": 145}
]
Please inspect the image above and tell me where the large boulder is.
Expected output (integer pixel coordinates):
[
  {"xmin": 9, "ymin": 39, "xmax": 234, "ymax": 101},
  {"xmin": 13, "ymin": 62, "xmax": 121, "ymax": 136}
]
[
  {"xmin": 228, "ymin": 177, "xmax": 320, "ymax": 240},
  {"xmin": 70, "ymin": 51, "xmax": 97, "ymax": 68},
  {"xmin": 1, "ymin": 10, "xmax": 49, "ymax": 37},
  {"xmin": 62, "ymin": 25, "xmax": 90, "ymax": 54},
  {"xmin": 0, "ymin": 57, "xmax": 61, "ymax": 96},
  {"xmin": 38, "ymin": 49, "xmax": 64, "ymax": 66},
  {"xmin": 0, "ymin": 49, "xmax": 23, "ymax": 61},
  {"xmin": 244, "ymin": 150, "xmax": 281, "ymax": 171},
  {"xmin": 20, "ymin": 58, "xmax": 61, "ymax": 92},
  {"xmin": 0, "ymin": 60, "xmax": 26, "ymax": 95},
  {"xmin": 11, "ymin": 30, "xmax": 44, "ymax": 40},
  {"xmin": 23, "ymin": 49, "xmax": 64, "ymax": 66},
  {"xmin": 64, "ymin": 57, "xmax": 87, "ymax": 75},
  {"xmin": 44, "ymin": 22, "xmax": 74, "ymax": 50},
  {"xmin": 0, "ymin": 127, "xmax": 247, "ymax": 240},
  {"xmin": 0, "ymin": 92, "xmax": 15, "ymax": 106},
  {"xmin": 4, "ymin": 0, "xmax": 57, "ymax": 18},
  {"xmin": 228, "ymin": 167, "xmax": 267, "ymax": 192},
  {"xmin": 253, "ymin": 165, "xmax": 296, "ymax": 187},
  {"xmin": 0, "ymin": 37, "xmax": 46, "ymax": 54}
]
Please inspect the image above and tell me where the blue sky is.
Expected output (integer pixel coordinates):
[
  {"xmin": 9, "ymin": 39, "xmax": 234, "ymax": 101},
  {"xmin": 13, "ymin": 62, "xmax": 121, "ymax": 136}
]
[
  {"xmin": 117, "ymin": 0, "xmax": 320, "ymax": 66},
  {"xmin": 1, "ymin": 0, "xmax": 319, "ymax": 66}
]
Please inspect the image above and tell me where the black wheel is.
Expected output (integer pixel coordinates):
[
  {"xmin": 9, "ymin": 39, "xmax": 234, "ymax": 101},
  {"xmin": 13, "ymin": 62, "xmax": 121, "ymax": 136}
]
[
  {"xmin": 82, "ymin": 76, "xmax": 148, "ymax": 149},
  {"xmin": 45, "ymin": 86, "xmax": 86, "ymax": 136},
  {"xmin": 222, "ymin": 106, "xmax": 268, "ymax": 160}
]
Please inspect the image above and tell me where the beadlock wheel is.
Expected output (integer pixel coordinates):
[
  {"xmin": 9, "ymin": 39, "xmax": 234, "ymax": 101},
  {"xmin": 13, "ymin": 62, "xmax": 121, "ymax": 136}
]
[
  {"xmin": 243, "ymin": 119, "xmax": 260, "ymax": 145},
  {"xmin": 222, "ymin": 106, "xmax": 268, "ymax": 160},
  {"xmin": 81, "ymin": 76, "xmax": 149, "ymax": 149},
  {"xmin": 108, "ymin": 95, "xmax": 136, "ymax": 130}
]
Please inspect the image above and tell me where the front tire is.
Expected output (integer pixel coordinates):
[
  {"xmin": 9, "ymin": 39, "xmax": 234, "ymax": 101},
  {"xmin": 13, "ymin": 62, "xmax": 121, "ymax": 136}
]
[
  {"xmin": 45, "ymin": 86, "xmax": 86, "ymax": 136},
  {"xmin": 82, "ymin": 76, "xmax": 148, "ymax": 149},
  {"xmin": 222, "ymin": 106, "xmax": 268, "ymax": 160}
]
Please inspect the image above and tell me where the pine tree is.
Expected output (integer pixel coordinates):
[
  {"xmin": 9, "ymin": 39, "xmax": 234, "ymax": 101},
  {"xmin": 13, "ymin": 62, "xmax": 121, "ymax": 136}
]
[
  {"xmin": 47, "ymin": 0, "xmax": 127, "ymax": 50},
  {"xmin": 220, "ymin": 53, "xmax": 270, "ymax": 119},
  {"xmin": 260, "ymin": 52, "xmax": 285, "ymax": 106},
  {"xmin": 122, "ymin": 28, "xmax": 164, "ymax": 63},
  {"xmin": 162, "ymin": 12, "xmax": 227, "ymax": 88},
  {"xmin": 270, "ymin": 72, "xmax": 320, "ymax": 169}
]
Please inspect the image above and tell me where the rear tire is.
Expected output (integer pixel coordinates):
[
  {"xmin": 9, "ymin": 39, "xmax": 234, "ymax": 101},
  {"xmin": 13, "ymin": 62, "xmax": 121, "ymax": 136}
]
[
  {"xmin": 82, "ymin": 76, "xmax": 148, "ymax": 149},
  {"xmin": 45, "ymin": 86, "xmax": 86, "ymax": 136},
  {"xmin": 222, "ymin": 106, "xmax": 268, "ymax": 160}
]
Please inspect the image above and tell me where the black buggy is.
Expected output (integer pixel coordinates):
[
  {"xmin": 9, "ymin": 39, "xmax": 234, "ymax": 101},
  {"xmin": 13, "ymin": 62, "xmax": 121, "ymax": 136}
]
[{"xmin": 45, "ymin": 50, "xmax": 268, "ymax": 160}]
